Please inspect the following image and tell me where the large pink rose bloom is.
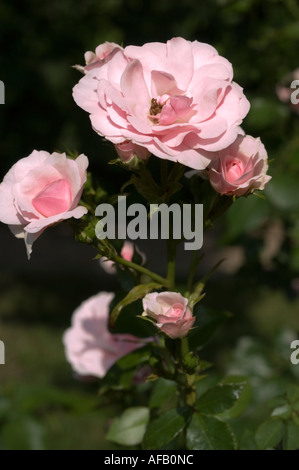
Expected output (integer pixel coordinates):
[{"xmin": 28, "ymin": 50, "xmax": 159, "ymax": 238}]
[
  {"xmin": 142, "ymin": 291, "xmax": 195, "ymax": 339},
  {"xmin": 0, "ymin": 150, "xmax": 88, "ymax": 257},
  {"xmin": 73, "ymin": 37, "xmax": 250, "ymax": 170},
  {"xmin": 208, "ymin": 135, "xmax": 271, "ymax": 196},
  {"xmin": 63, "ymin": 292, "xmax": 143, "ymax": 378}
]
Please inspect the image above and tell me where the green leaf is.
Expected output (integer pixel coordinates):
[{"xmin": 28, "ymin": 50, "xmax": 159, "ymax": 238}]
[
  {"xmin": 127, "ymin": 167, "xmax": 163, "ymax": 202},
  {"xmin": 217, "ymin": 376, "xmax": 252, "ymax": 420},
  {"xmin": 106, "ymin": 407, "xmax": 150, "ymax": 447},
  {"xmin": 239, "ymin": 429, "xmax": 258, "ymax": 450},
  {"xmin": 109, "ymin": 282, "xmax": 163, "ymax": 327},
  {"xmin": 271, "ymin": 404, "xmax": 292, "ymax": 420},
  {"xmin": 143, "ymin": 408, "xmax": 187, "ymax": 450},
  {"xmin": 287, "ymin": 384, "xmax": 299, "ymax": 404},
  {"xmin": 267, "ymin": 396, "xmax": 288, "ymax": 409},
  {"xmin": 264, "ymin": 174, "xmax": 299, "ymax": 212},
  {"xmin": 196, "ymin": 381, "xmax": 247, "ymax": 416},
  {"xmin": 99, "ymin": 347, "xmax": 151, "ymax": 394},
  {"xmin": 186, "ymin": 414, "xmax": 237, "ymax": 450},
  {"xmin": 197, "ymin": 360, "xmax": 212, "ymax": 373},
  {"xmin": 255, "ymin": 419, "xmax": 285, "ymax": 450},
  {"xmin": 283, "ymin": 420, "xmax": 299, "ymax": 450},
  {"xmin": 1, "ymin": 417, "xmax": 45, "ymax": 450},
  {"xmin": 149, "ymin": 378, "xmax": 177, "ymax": 410},
  {"xmin": 116, "ymin": 347, "xmax": 151, "ymax": 370}
]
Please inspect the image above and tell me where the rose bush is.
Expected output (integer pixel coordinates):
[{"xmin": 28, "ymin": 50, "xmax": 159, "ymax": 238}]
[
  {"xmin": 142, "ymin": 291, "xmax": 195, "ymax": 339},
  {"xmin": 207, "ymin": 134, "xmax": 271, "ymax": 196},
  {"xmin": 0, "ymin": 150, "xmax": 88, "ymax": 257},
  {"xmin": 73, "ymin": 37, "xmax": 250, "ymax": 170},
  {"xmin": 63, "ymin": 292, "xmax": 144, "ymax": 378}
]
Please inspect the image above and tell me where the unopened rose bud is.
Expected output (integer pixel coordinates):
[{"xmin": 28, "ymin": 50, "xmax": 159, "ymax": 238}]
[
  {"xmin": 114, "ymin": 140, "xmax": 150, "ymax": 163},
  {"xmin": 208, "ymin": 134, "xmax": 271, "ymax": 196}
]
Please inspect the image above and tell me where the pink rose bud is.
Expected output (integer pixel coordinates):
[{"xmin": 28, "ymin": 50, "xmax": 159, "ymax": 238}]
[
  {"xmin": 114, "ymin": 140, "xmax": 150, "ymax": 163},
  {"xmin": 0, "ymin": 150, "xmax": 88, "ymax": 257},
  {"xmin": 63, "ymin": 292, "xmax": 143, "ymax": 378},
  {"xmin": 100, "ymin": 241, "xmax": 146, "ymax": 274},
  {"xmin": 208, "ymin": 135, "xmax": 271, "ymax": 196},
  {"xmin": 73, "ymin": 42, "xmax": 123, "ymax": 73},
  {"xmin": 73, "ymin": 37, "xmax": 250, "ymax": 170},
  {"xmin": 142, "ymin": 291, "xmax": 195, "ymax": 339}
]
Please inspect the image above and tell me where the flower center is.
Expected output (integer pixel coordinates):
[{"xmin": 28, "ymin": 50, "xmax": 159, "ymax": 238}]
[
  {"xmin": 165, "ymin": 303, "xmax": 184, "ymax": 320},
  {"xmin": 149, "ymin": 98, "xmax": 164, "ymax": 118},
  {"xmin": 225, "ymin": 158, "xmax": 244, "ymax": 183}
]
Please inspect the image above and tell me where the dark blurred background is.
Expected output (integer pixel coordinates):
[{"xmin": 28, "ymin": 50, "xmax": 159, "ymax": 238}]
[{"xmin": 0, "ymin": 0, "xmax": 299, "ymax": 449}]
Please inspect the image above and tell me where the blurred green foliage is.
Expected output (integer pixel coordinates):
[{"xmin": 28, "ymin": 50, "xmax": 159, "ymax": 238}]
[{"xmin": 0, "ymin": 0, "xmax": 299, "ymax": 449}]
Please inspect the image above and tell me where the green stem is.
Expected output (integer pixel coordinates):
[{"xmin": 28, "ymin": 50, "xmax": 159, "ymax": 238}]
[
  {"xmin": 166, "ymin": 239, "xmax": 176, "ymax": 290},
  {"xmin": 113, "ymin": 254, "xmax": 168, "ymax": 285},
  {"xmin": 185, "ymin": 251, "xmax": 204, "ymax": 297},
  {"xmin": 179, "ymin": 337, "xmax": 196, "ymax": 409},
  {"xmin": 181, "ymin": 337, "xmax": 189, "ymax": 358}
]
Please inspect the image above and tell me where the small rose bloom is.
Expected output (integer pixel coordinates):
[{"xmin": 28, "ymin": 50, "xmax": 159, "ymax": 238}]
[
  {"xmin": 0, "ymin": 150, "xmax": 88, "ymax": 257},
  {"xmin": 73, "ymin": 37, "xmax": 250, "ymax": 170},
  {"xmin": 63, "ymin": 292, "xmax": 143, "ymax": 378},
  {"xmin": 115, "ymin": 140, "xmax": 150, "ymax": 163},
  {"xmin": 73, "ymin": 42, "xmax": 123, "ymax": 73},
  {"xmin": 142, "ymin": 291, "xmax": 195, "ymax": 339},
  {"xmin": 208, "ymin": 135, "xmax": 271, "ymax": 196}
]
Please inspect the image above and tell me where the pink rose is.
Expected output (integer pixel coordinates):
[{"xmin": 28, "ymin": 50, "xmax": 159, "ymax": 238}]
[
  {"xmin": 73, "ymin": 41, "xmax": 123, "ymax": 73},
  {"xmin": 63, "ymin": 292, "xmax": 143, "ymax": 378},
  {"xmin": 115, "ymin": 140, "xmax": 150, "ymax": 163},
  {"xmin": 208, "ymin": 135, "xmax": 271, "ymax": 196},
  {"xmin": 0, "ymin": 150, "xmax": 88, "ymax": 257},
  {"xmin": 73, "ymin": 37, "xmax": 250, "ymax": 170},
  {"xmin": 142, "ymin": 291, "xmax": 195, "ymax": 339},
  {"xmin": 100, "ymin": 241, "xmax": 146, "ymax": 274}
]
